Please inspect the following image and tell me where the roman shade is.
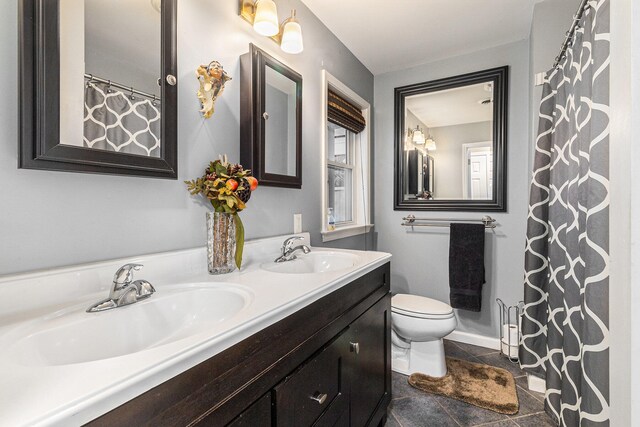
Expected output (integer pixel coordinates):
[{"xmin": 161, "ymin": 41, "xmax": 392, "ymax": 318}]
[{"xmin": 328, "ymin": 89, "xmax": 366, "ymax": 134}]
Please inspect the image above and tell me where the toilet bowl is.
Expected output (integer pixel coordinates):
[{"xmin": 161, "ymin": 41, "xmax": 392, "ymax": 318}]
[{"xmin": 391, "ymin": 294, "xmax": 457, "ymax": 377}]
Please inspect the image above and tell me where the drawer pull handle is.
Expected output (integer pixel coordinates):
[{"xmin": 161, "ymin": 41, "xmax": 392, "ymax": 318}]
[
  {"xmin": 310, "ymin": 392, "xmax": 328, "ymax": 404},
  {"xmin": 350, "ymin": 342, "xmax": 360, "ymax": 354}
]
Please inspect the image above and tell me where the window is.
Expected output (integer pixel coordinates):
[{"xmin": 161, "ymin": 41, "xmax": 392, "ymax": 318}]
[
  {"xmin": 321, "ymin": 71, "xmax": 372, "ymax": 242},
  {"xmin": 327, "ymin": 123, "xmax": 354, "ymax": 224}
]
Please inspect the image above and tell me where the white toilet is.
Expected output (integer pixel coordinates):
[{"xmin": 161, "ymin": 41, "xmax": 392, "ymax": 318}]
[{"xmin": 391, "ymin": 293, "xmax": 457, "ymax": 377}]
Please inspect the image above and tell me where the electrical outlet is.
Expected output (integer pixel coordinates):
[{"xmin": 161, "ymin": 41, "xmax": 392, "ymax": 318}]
[{"xmin": 293, "ymin": 214, "xmax": 302, "ymax": 234}]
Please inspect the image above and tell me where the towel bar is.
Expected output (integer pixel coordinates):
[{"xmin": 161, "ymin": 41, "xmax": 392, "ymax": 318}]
[{"xmin": 401, "ymin": 215, "xmax": 497, "ymax": 229}]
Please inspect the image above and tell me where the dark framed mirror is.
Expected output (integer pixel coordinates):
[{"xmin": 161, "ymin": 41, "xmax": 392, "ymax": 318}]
[
  {"xmin": 394, "ymin": 66, "xmax": 508, "ymax": 211},
  {"xmin": 240, "ymin": 44, "xmax": 302, "ymax": 188},
  {"xmin": 19, "ymin": 0, "xmax": 178, "ymax": 178}
]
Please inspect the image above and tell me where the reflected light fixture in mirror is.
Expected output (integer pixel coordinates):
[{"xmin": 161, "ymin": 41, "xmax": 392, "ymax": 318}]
[
  {"xmin": 407, "ymin": 126, "xmax": 425, "ymax": 145},
  {"xmin": 280, "ymin": 10, "xmax": 304, "ymax": 54},
  {"xmin": 253, "ymin": 0, "xmax": 279, "ymax": 36},
  {"xmin": 424, "ymin": 137, "xmax": 437, "ymax": 151},
  {"xmin": 412, "ymin": 128, "xmax": 425, "ymax": 145}
]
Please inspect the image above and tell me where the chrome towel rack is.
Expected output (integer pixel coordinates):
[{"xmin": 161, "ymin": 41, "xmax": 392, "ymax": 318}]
[{"xmin": 401, "ymin": 215, "xmax": 497, "ymax": 229}]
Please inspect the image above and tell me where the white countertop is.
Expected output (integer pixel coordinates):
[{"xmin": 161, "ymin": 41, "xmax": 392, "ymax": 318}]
[{"xmin": 0, "ymin": 233, "xmax": 391, "ymax": 426}]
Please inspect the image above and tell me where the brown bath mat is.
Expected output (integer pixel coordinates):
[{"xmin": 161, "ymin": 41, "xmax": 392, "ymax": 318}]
[{"xmin": 408, "ymin": 357, "xmax": 519, "ymax": 415}]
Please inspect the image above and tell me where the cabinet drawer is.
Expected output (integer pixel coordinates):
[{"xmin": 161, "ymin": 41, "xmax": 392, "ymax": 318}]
[{"xmin": 275, "ymin": 335, "xmax": 345, "ymax": 426}]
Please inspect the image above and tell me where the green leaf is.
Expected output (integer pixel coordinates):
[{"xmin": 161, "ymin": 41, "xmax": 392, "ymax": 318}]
[
  {"xmin": 234, "ymin": 214, "xmax": 245, "ymax": 269},
  {"xmin": 215, "ymin": 163, "xmax": 227, "ymax": 176}
]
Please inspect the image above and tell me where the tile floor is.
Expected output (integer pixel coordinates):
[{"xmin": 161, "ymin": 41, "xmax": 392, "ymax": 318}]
[{"xmin": 386, "ymin": 340, "xmax": 555, "ymax": 427}]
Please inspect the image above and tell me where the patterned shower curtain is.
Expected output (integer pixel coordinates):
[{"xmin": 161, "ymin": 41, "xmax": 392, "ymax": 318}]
[
  {"xmin": 84, "ymin": 81, "xmax": 161, "ymax": 157},
  {"xmin": 520, "ymin": 0, "xmax": 609, "ymax": 426}
]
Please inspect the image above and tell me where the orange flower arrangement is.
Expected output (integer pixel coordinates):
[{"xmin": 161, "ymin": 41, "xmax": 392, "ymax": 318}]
[{"xmin": 185, "ymin": 155, "xmax": 258, "ymax": 268}]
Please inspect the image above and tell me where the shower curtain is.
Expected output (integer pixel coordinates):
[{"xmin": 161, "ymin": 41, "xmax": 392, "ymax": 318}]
[
  {"xmin": 520, "ymin": 0, "xmax": 609, "ymax": 426},
  {"xmin": 84, "ymin": 81, "xmax": 161, "ymax": 157}
]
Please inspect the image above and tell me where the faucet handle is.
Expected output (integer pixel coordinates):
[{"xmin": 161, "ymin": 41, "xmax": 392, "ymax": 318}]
[
  {"xmin": 283, "ymin": 236, "xmax": 304, "ymax": 252},
  {"xmin": 113, "ymin": 263, "xmax": 143, "ymax": 285}
]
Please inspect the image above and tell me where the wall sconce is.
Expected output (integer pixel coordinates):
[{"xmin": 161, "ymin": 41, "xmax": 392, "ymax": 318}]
[
  {"xmin": 252, "ymin": 0, "xmax": 279, "ymax": 36},
  {"xmin": 240, "ymin": 1, "xmax": 304, "ymax": 54},
  {"xmin": 279, "ymin": 10, "xmax": 304, "ymax": 54},
  {"xmin": 424, "ymin": 136, "xmax": 437, "ymax": 151},
  {"xmin": 406, "ymin": 126, "xmax": 437, "ymax": 151},
  {"xmin": 407, "ymin": 126, "xmax": 425, "ymax": 145}
]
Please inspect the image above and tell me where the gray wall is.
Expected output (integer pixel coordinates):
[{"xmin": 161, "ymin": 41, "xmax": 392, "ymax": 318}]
[
  {"xmin": 0, "ymin": 0, "xmax": 374, "ymax": 275},
  {"xmin": 374, "ymin": 40, "xmax": 530, "ymax": 339}
]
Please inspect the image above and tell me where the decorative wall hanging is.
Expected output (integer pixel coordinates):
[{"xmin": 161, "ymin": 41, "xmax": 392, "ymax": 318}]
[{"xmin": 196, "ymin": 61, "xmax": 232, "ymax": 119}]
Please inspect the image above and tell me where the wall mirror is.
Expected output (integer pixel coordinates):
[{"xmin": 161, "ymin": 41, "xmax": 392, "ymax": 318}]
[
  {"xmin": 394, "ymin": 66, "xmax": 508, "ymax": 211},
  {"xmin": 241, "ymin": 44, "xmax": 302, "ymax": 188},
  {"xmin": 20, "ymin": 0, "xmax": 178, "ymax": 178}
]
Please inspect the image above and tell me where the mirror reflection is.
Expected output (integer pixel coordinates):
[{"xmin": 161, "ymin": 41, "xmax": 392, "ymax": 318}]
[
  {"xmin": 403, "ymin": 82, "xmax": 494, "ymax": 201},
  {"xmin": 59, "ymin": 0, "xmax": 162, "ymax": 157},
  {"xmin": 264, "ymin": 65, "xmax": 297, "ymax": 176}
]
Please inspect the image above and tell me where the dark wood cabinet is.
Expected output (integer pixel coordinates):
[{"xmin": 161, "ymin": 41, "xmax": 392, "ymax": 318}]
[
  {"xmin": 86, "ymin": 263, "xmax": 390, "ymax": 427},
  {"xmin": 227, "ymin": 393, "xmax": 272, "ymax": 427},
  {"xmin": 273, "ymin": 295, "xmax": 390, "ymax": 427},
  {"xmin": 347, "ymin": 298, "xmax": 390, "ymax": 427}
]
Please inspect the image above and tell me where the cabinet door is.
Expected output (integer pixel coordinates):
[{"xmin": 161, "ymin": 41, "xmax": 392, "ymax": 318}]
[
  {"xmin": 347, "ymin": 296, "xmax": 391, "ymax": 427},
  {"xmin": 275, "ymin": 334, "xmax": 349, "ymax": 427}
]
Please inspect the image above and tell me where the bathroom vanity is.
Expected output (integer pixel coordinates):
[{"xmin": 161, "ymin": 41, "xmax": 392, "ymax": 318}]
[{"xmin": 0, "ymin": 234, "xmax": 391, "ymax": 426}]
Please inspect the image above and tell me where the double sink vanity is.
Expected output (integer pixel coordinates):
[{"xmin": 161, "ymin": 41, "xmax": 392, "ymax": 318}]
[{"xmin": 0, "ymin": 234, "xmax": 391, "ymax": 426}]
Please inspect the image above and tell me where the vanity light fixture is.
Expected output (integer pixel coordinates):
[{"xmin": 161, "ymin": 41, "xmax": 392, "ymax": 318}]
[
  {"xmin": 409, "ymin": 126, "xmax": 426, "ymax": 145},
  {"xmin": 239, "ymin": 1, "xmax": 304, "ymax": 54},
  {"xmin": 253, "ymin": 0, "xmax": 279, "ymax": 36},
  {"xmin": 424, "ymin": 137, "xmax": 437, "ymax": 151},
  {"xmin": 279, "ymin": 10, "xmax": 304, "ymax": 54}
]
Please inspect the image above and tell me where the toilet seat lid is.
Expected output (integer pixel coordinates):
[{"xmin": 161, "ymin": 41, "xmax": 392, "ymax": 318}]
[{"xmin": 392, "ymin": 294, "xmax": 454, "ymax": 316}]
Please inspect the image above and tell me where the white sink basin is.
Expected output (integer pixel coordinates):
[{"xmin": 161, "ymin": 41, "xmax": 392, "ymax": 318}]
[
  {"xmin": 2, "ymin": 283, "xmax": 252, "ymax": 366},
  {"xmin": 261, "ymin": 251, "xmax": 360, "ymax": 274}
]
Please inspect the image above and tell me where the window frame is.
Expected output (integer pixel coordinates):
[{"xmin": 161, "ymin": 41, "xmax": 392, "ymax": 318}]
[{"xmin": 321, "ymin": 70, "xmax": 373, "ymax": 242}]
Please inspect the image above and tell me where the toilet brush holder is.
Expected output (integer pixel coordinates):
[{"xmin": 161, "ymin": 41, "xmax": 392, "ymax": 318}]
[{"xmin": 496, "ymin": 299, "xmax": 523, "ymax": 362}]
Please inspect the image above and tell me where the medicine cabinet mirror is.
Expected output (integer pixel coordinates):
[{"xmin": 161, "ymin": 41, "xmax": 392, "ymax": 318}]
[
  {"xmin": 240, "ymin": 44, "xmax": 302, "ymax": 188},
  {"xmin": 394, "ymin": 66, "xmax": 508, "ymax": 211},
  {"xmin": 20, "ymin": 0, "xmax": 178, "ymax": 178}
]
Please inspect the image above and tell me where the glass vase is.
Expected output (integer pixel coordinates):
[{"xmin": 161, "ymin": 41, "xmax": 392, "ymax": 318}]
[{"xmin": 206, "ymin": 211, "xmax": 236, "ymax": 274}]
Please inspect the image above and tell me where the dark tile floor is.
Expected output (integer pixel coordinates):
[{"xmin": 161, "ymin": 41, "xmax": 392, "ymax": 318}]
[{"xmin": 387, "ymin": 340, "xmax": 555, "ymax": 427}]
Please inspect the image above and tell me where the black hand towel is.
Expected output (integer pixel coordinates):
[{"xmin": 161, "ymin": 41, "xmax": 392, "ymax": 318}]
[{"xmin": 449, "ymin": 223, "xmax": 486, "ymax": 312}]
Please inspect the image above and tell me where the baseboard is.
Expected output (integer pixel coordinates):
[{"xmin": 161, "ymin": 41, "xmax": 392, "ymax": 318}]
[
  {"xmin": 527, "ymin": 374, "xmax": 546, "ymax": 394},
  {"xmin": 445, "ymin": 330, "xmax": 501, "ymax": 351}
]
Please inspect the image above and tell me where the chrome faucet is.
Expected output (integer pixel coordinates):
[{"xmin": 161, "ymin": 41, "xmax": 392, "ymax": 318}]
[
  {"xmin": 87, "ymin": 263, "xmax": 156, "ymax": 313},
  {"xmin": 275, "ymin": 236, "xmax": 311, "ymax": 263}
]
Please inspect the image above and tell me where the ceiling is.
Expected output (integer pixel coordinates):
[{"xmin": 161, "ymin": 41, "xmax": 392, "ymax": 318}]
[
  {"xmin": 406, "ymin": 83, "xmax": 493, "ymax": 128},
  {"xmin": 300, "ymin": 0, "xmax": 542, "ymax": 75}
]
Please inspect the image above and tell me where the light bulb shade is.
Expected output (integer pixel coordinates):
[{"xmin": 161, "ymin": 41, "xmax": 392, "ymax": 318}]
[
  {"xmin": 412, "ymin": 130, "xmax": 425, "ymax": 144},
  {"xmin": 425, "ymin": 138, "xmax": 436, "ymax": 151},
  {"xmin": 281, "ymin": 20, "xmax": 304, "ymax": 54},
  {"xmin": 253, "ymin": 0, "xmax": 279, "ymax": 36}
]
